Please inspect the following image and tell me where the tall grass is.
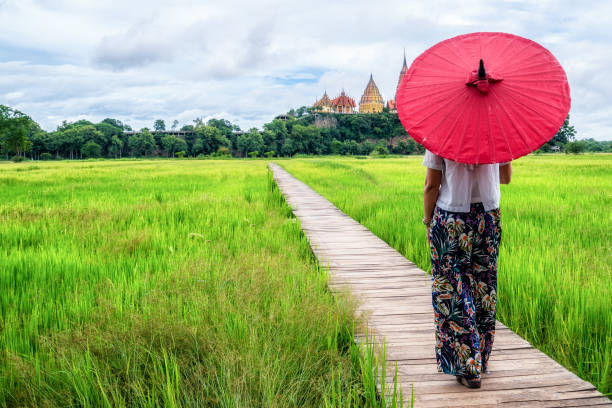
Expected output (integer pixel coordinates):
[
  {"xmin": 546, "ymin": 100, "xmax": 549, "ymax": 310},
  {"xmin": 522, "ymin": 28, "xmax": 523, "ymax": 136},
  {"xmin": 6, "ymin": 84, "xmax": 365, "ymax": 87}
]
[
  {"xmin": 278, "ymin": 154, "xmax": 612, "ymax": 397},
  {"xmin": 0, "ymin": 159, "xmax": 406, "ymax": 406}
]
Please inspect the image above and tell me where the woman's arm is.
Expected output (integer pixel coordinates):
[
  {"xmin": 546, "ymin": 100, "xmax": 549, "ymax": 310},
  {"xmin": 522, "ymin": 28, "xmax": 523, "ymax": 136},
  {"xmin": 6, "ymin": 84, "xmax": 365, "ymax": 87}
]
[
  {"xmin": 500, "ymin": 162, "xmax": 512, "ymax": 184},
  {"xmin": 424, "ymin": 168, "xmax": 442, "ymax": 223}
]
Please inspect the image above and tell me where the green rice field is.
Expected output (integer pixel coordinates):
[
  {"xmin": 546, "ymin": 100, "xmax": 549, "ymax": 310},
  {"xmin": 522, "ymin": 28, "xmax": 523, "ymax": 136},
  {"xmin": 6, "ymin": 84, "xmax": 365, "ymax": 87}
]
[
  {"xmin": 278, "ymin": 154, "xmax": 612, "ymax": 397},
  {"xmin": 2, "ymin": 155, "xmax": 610, "ymax": 405},
  {"xmin": 0, "ymin": 160, "xmax": 404, "ymax": 407}
]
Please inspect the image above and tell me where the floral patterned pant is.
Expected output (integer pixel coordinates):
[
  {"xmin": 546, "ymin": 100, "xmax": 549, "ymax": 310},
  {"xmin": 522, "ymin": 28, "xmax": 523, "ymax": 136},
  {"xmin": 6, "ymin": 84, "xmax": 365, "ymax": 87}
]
[{"xmin": 427, "ymin": 202, "xmax": 502, "ymax": 380}]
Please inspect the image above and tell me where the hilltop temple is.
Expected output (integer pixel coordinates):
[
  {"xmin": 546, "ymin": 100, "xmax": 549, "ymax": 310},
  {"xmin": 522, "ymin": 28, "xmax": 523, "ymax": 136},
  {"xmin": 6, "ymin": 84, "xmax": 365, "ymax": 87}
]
[
  {"xmin": 313, "ymin": 52, "xmax": 409, "ymax": 114},
  {"xmin": 359, "ymin": 74, "xmax": 384, "ymax": 113},
  {"xmin": 314, "ymin": 89, "xmax": 356, "ymax": 114}
]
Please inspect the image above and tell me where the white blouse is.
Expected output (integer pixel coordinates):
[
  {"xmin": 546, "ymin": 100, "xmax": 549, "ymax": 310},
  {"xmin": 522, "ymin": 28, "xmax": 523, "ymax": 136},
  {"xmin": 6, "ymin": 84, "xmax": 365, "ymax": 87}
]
[{"xmin": 422, "ymin": 149, "xmax": 510, "ymax": 213}]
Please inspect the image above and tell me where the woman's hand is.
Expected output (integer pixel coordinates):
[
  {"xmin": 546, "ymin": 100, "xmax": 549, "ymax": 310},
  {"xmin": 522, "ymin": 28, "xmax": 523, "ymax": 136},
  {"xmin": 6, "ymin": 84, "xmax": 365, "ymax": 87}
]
[
  {"xmin": 424, "ymin": 168, "xmax": 442, "ymax": 229},
  {"xmin": 500, "ymin": 162, "xmax": 512, "ymax": 184}
]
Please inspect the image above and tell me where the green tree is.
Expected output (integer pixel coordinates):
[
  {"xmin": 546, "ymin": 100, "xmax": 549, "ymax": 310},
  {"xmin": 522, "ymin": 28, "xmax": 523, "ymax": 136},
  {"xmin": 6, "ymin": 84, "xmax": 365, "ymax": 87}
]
[
  {"xmin": 128, "ymin": 128, "xmax": 156, "ymax": 157},
  {"xmin": 192, "ymin": 125, "xmax": 230, "ymax": 156},
  {"xmin": 237, "ymin": 129, "xmax": 264, "ymax": 157},
  {"xmin": 82, "ymin": 141, "xmax": 102, "ymax": 158},
  {"xmin": 0, "ymin": 105, "xmax": 31, "ymax": 158},
  {"xmin": 154, "ymin": 119, "xmax": 166, "ymax": 131},
  {"xmin": 141, "ymin": 129, "xmax": 156, "ymax": 156},
  {"xmin": 341, "ymin": 140, "xmax": 359, "ymax": 155},
  {"xmin": 108, "ymin": 135, "xmax": 124, "ymax": 158},
  {"xmin": 56, "ymin": 119, "xmax": 94, "ymax": 132},
  {"xmin": 281, "ymin": 138, "xmax": 296, "ymax": 157},
  {"xmin": 57, "ymin": 128, "xmax": 82, "ymax": 159},
  {"xmin": 295, "ymin": 106, "xmax": 308, "ymax": 118},
  {"xmin": 263, "ymin": 119, "xmax": 289, "ymax": 154},
  {"xmin": 371, "ymin": 141, "xmax": 389, "ymax": 156},
  {"xmin": 95, "ymin": 121, "xmax": 123, "ymax": 156},
  {"xmin": 101, "ymin": 118, "xmax": 130, "ymax": 156},
  {"xmin": 540, "ymin": 115, "xmax": 576, "ymax": 152},
  {"xmin": 79, "ymin": 125, "xmax": 106, "ymax": 151},
  {"xmin": 216, "ymin": 146, "xmax": 231, "ymax": 156},
  {"xmin": 161, "ymin": 135, "xmax": 187, "ymax": 157},
  {"xmin": 27, "ymin": 129, "xmax": 46, "ymax": 160},
  {"xmin": 360, "ymin": 140, "xmax": 376, "ymax": 155},
  {"xmin": 291, "ymin": 124, "xmax": 325, "ymax": 154},
  {"xmin": 101, "ymin": 118, "xmax": 130, "ymax": 130},
  {"xmin": 330, "ymin": 138, "xmax": 342, "ymax": 155},
  {"xmin": 207, "ymin": 118, "xmax": 239, "ymax": 150},
  {"xmin": 564, "ymin": 140, "xmax": 587, "ymax": 154}
]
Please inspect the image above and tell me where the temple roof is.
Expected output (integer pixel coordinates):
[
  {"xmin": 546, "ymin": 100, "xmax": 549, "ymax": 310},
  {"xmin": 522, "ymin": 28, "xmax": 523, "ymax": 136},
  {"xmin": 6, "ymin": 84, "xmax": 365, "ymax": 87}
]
[
  {"xmin": 360, "ymin": 74, "xmax": 384, "ymax": 105},
  {"xmin": 396, "ymin": 50, "xmax": 409, "ymax": 95},
  {"xmin": 332, "ymin": 90, "xmax": 356, "ymax": 108},
  {"xmin": 386, "ymin": 99, "xmax": 396, "ymax": 110},
  {"xmin": 313, "ymin": 91, "xmax": 332, "ymax": 107}
]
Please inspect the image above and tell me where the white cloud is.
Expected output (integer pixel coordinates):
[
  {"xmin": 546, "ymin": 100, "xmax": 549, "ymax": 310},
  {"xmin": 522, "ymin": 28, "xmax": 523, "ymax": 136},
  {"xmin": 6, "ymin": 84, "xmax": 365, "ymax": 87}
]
[{"xmin": 0, "ymin": 0, "xmax": 609, "ymax": 140}]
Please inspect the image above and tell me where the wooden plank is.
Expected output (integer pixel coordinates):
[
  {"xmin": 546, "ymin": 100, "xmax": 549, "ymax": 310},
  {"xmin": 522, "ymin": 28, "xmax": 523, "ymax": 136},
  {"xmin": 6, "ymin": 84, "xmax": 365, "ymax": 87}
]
[{"xmin": 269, "ymin": 163, "xmax": 611, "ymax": 407}]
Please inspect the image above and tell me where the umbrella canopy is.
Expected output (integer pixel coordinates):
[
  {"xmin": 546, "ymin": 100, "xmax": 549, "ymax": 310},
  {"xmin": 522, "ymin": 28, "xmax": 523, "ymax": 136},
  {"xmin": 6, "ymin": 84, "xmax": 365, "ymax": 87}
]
[{"xmin": 396, "ymin": 32, "xmax": 571, "ymax": 164}]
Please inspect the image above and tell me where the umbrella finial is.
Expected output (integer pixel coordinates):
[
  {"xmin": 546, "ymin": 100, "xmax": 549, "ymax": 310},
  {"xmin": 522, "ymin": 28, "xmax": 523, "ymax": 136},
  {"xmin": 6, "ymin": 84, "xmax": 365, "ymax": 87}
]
[{"xmin": 478, "ymin": 59, "xmax": 486, "ymax": 79}]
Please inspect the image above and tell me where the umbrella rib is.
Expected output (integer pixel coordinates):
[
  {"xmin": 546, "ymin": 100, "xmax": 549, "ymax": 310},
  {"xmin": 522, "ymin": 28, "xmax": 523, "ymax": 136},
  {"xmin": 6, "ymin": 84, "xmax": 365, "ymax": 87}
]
[
  {"xmin": 489, "ymin": 90, "xmax": 515, "ymax": 160},
  {"xmin": 450, "ymin": 95, "xmax": 477, "ymax": 162},
  {"xmin": 501, "ymin": 60, "xmax": 559, "ymax": 73},
  {"xmin": 501, "ymin": 48, "xmax": 550, "ymax": 72},
  {"xmin": 503, "ymin": 78, "xmax": 569, "ymax": 83},
  {"xmin": 487, "ymin": 35, "xmax": 516, "ymax": 66},
  {"xmin": 504, "ymin": 68, "xmax": 566, "ymax": 78},
  {"xmin": 502, "ymin": 86, "xmax": 567, "ymax": 111},
  {"xmin": 424, "ymin": 94, "xmax": 471, "ymax": 151},
  {"xmin": 500, "ymin": 91, "xmax": 564, "ymax": 141},
  {"xmin": 428, "ymin": 50, "xmax": 474, "ymax": 72},
  {"xmin": 482, "ymin": 91, "xmax": 494, "ymax": 163},
  {"xmin": 409, "ymin": 74, "xmax": 466, "ymax": 79},
  {"xmin": 400, "ymin": 87, "xmax": 461, "ymax": 104},
  {"xmin": 410, "ymin": 67, "xmax": 472, "ymax": 77},
  {"xmin": 404, "ymin": 91, "xmax": 469, "ymax": 134},
  {"xmin": 488, "ymin": 89, "xmax": 533, "ymax": 154},
  {"xmin": 504, "ymin": 83, "xmax": 569, "ymax": 99},
  {"xmin": 473, "ymin": 93, "xmax": 482, "ymax": 164},
  {"xmin": 440, "ymin": 41, "xmax": 473, "ymax": 71},
  {"xmin": 405, "ymin": 81, "xmax": 463, "ymax": 88},
  {"xmin": 496, "ymin": 42, "xmax": 534, "ymax": 71}
]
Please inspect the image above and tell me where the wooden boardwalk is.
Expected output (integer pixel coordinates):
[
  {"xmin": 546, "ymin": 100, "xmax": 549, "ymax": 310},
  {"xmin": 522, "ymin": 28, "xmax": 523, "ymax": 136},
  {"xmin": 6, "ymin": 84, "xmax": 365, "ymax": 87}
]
[{"xmin": 269, "ymin": 162, "xmax": 611, "ymax": 407}]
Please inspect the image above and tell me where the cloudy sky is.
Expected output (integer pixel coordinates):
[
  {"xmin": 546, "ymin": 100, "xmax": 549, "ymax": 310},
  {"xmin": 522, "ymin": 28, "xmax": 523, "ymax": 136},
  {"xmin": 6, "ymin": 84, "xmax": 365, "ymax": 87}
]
[{"xmin": 0, "ymin": 0, "xmax": 610, "ymax": 140}]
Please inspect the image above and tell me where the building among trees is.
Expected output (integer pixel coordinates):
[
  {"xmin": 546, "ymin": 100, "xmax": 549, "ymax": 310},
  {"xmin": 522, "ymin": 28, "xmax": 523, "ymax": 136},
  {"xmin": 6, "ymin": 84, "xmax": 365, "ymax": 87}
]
[
  {"xmin": 330, "ymin": 90, "xmax": 356, "ymax": 114},
  {"xmin": 313, "ymin": 52, "xmax": 409, "ymax": 114},
  {"xmin": 359, "ymin": 74, "xmax": 384, "ymax": 113},
  {"xmin": 312, "ymin": 91, "xmax": 332, "ymax": 112}
]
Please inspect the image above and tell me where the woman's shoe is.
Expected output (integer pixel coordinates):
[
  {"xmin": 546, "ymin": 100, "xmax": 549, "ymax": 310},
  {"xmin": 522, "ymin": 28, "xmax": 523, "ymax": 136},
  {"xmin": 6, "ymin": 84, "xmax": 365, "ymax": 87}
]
[{"xmin": 456, "ymin": 375, "xmax": 481, "ymax": 389}]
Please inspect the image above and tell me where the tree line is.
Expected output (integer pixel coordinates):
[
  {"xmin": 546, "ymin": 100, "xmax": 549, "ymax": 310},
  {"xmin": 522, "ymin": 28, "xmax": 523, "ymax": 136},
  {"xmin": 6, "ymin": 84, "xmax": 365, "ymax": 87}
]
[
  {"xmin": 1, "ymin": 104, "xmax": 607, "ymax": 161},
  {"xmin": 0, "ymin": 106, "xmax": 240, "ymax": 161}
]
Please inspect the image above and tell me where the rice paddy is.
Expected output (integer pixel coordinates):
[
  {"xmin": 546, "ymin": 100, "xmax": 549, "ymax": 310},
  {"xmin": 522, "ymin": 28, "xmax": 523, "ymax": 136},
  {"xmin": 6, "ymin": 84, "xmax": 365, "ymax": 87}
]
[
  {"xmin": 278, "ymin": 154, "xmax": 612, "ymax": 397},
  {"xmin": 0, "ymin": 159, "xmax": 403, "ymax": 407},
  {"xmin": 2, "ymin": 155, "xmax": 610, "ymax": 404}
]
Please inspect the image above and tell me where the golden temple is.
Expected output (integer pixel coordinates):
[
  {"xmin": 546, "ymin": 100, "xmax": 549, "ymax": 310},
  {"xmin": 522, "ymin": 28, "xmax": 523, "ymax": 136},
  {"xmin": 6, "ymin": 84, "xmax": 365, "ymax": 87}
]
[
  {"xmin": 359, "ymin": 74, "xmax": 384, "ymax": 113},
  {"xmin": 313, "ymin": 52, "xmax": 409, "ymax": 114}
]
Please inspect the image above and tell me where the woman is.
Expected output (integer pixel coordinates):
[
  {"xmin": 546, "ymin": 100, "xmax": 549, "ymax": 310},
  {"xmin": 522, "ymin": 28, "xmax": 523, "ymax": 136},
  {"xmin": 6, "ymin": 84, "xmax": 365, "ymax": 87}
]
[{"xmin": 422, "ymin": 149, "xmax": 512, "ymax": 388}]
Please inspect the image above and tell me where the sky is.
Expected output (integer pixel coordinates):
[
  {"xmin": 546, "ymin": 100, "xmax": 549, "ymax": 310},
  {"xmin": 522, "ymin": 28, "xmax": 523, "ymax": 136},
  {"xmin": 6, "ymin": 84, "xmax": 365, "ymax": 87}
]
[{"xmin": 0, "ymin": 0, "xmax": 610, "ymax": 140}]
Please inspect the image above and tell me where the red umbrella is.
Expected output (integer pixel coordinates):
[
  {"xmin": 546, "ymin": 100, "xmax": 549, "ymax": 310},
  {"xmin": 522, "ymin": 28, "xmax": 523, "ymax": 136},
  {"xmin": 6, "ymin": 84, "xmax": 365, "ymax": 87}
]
[{"xmin": 396, "ymin": 32, "xmax": 571, "ymax": 164}]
